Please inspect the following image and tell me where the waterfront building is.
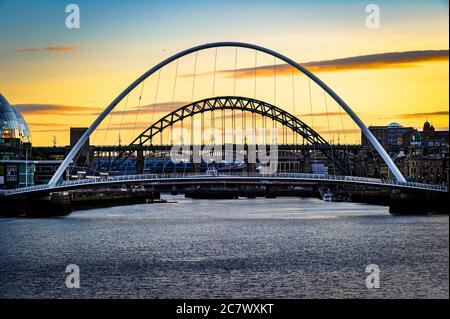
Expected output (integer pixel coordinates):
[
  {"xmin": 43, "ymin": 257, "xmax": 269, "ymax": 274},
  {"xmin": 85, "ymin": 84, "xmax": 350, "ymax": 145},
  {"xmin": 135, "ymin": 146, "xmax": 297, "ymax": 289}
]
[
  {"xmin": 372, "ymin": 121, "xmax": 449, "ymax": 184},
  {"xmin": 0, "ymin": 94, "xmax": 66, "ymax": 189},
  {"xmin": 362, "ymin": 122, "xmax": 416, "ymax": 151},
  {"xmin": 0, "ymin": 94, "xmax": 31, "ymax": 160}
]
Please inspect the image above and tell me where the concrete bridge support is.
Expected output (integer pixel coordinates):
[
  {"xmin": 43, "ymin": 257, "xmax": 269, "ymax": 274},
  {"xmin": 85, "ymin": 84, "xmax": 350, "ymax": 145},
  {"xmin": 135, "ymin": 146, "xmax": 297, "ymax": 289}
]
[
  {"xmin": 136, "ymin": 150, "xmax": 144, "ymax": 174},
  {"xmin": 389, "ymin": 190, "xmax": 448, "ymax": 215},
  {"xmin": 1, "ymin": 193, "xmax": 71, "ymax": 217}
]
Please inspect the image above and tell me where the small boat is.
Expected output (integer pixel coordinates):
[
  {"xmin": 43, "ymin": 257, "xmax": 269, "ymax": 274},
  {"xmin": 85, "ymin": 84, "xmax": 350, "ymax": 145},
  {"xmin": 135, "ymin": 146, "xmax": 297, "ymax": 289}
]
[
  {"xmin": 319, "ymin": 187, "xmax": 334, "ymax": 202},
  {"xmin": 322, "ymin": 192, "xmax": 334, "ymax": 202}
]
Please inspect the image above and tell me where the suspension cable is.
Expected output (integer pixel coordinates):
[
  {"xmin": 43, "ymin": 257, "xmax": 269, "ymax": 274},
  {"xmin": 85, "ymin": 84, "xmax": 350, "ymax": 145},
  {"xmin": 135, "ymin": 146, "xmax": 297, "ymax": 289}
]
[
  {"xmin": 308, "ymin": 79, "xmax": 317, "ymax": 166},
  {"xmin": 242, "ymin": 109, "xmax": 245, "ymax": 145},
  {"xmin": 233, "ymin": 48, "xmax": 237, "ymax": 146},
  {"xmin": 323, "ymin": 91, "xmax": 336, "ymax": 175},
  {"xmin": 292, "ymin": 66, "xmax": 297, "ymax": 147},
  {"xmin": 152, "ymin": 70, "xmax": 161, "ymax": 145},
  {"xmin": 191, "ymin": 52, "xmax": 198, "ymax": 147},
  {"xmin": 273, "ymin": 55, "xmax": 276, "ymax": 107},
  {"xmin": 113, "ymin": 95, "xmax": 130, "ymax": 174},
  {"xmin": 124, "ymin": 80, "xmax": 145, "ymax": 176},
  {"xmin": 337, "ymin": 95, "xmax": 352, "ymax": 176},
  {"xmin": 81, "ymin": 95, "xmax": 108, "ymax": 176},
  {"xmin": 212, "ymin": 48, "xmax": 218, "ymax": 146},
  {"xmin": 171, "ymin": 59, "xmax": 180, "ymax": 173},
  {"xmin": 80, "ymin": 94, "xmax": 114, "ymax": 177},
  {"xmin": 172, "ymin": 59, "xmax": 180, "ymax": 144},
  {"xmin": 254, "ymin": 50, "xmax": 257, "ymax": 99},
  {"xmin": 351, "ymin": 116, "xmax": 367, "ymax": 177}
]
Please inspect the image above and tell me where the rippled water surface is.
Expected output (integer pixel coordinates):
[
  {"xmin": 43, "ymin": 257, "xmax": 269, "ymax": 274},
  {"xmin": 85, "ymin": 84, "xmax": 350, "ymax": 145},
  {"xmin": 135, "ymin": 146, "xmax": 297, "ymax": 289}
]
[{"xmin": 0, "ymin": 195, "xmax": 448, "ymax": 298}]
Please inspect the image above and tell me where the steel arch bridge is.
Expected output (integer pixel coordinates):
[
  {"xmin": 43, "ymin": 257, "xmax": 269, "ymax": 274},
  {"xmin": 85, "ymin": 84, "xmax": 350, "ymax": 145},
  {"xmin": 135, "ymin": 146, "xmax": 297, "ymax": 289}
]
[
  {"xmin": 132, "ymin": 96, "xmax": 329, "ymax": 146},
  {"xmin": 113, "ymin": 96, "xmax": 350, "ymax": 174},
  {"xmin": 48, "ymin": 41, "xmax": 407, "ymax": 186}
]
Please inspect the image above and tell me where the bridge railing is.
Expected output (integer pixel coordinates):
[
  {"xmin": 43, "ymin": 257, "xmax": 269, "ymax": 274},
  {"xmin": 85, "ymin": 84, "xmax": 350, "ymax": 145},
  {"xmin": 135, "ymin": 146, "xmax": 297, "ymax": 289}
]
[
  {"xmin": 3, "ymin": 172, "xmax": 448, "ymax": 195},
  {"xmin": 3, "ymin": 183, "xmax": 51, "ymax": 195}
]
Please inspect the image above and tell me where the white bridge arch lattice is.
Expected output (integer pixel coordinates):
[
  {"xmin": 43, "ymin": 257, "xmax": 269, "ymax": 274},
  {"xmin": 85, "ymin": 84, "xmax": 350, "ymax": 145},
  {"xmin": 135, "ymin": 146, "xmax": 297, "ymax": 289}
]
[{"xmin": 48, "ymin": 42, "xmax": 406, "ymax": 186}]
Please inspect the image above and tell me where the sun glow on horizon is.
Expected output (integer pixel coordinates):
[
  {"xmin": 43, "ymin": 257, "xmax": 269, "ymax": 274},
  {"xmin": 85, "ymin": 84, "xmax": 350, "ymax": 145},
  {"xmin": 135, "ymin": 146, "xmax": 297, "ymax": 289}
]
[{"xmin": 0, "ymin": 0, "xmax": 448, "ymax": 146}]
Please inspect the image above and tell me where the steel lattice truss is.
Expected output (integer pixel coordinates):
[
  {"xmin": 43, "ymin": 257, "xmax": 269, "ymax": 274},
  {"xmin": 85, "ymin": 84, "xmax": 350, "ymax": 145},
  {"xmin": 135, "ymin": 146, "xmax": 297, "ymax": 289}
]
[
  {"xmin": 115, "ymin": 96, "xmax": 350, "ymax": 174},
  {"xmin": 135, "ymin": 96, "xmax": 327, "ymax": 144}
]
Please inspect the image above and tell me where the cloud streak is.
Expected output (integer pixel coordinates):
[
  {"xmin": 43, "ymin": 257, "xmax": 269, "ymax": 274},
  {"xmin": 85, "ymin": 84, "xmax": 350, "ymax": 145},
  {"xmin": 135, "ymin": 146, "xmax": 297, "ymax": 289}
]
[
  {"xmin": 298, "ymin": 112, "xmax": 344, "ymax": 117},
  {"xmin": 318, "ymin": 128, "xmax": 360, "ymax": 135},
  {"xmin": 183, "ymin": 49, "xmax": 449, "ymax": 79},
  {"xmin": 28, "ymin": 122, "xmax": 69, "ymax": 127},
  {"xmin": 16, "ymin": 45, "xmax": 79, "ymax": 53},
  {"xmin": 396, "ymin": 110, "xmax": 449, "ymax": 119},
  {"xmin": 14, "ymin": 101, "xmax": 351, "ymax": 123},
  {"xmin": 378, "ymin": 110, "xmax": 449, "ymax": 120},
  {"xmin": 14, "ymin": 101, "xmax": 189, "ymax": 117},
  {"xmin": 13, "ymin": 103, "xmax": 101, "ymax": 116},
  {"xmin": 111, "ymin": 101, "xmax": 188, "ymax": 116}
]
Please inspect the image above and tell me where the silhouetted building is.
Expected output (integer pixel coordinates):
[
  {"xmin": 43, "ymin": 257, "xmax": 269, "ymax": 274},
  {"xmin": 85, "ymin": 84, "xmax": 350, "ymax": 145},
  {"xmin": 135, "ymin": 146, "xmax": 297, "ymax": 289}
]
[
  {"xmin": 372, "ymin": 121, "xmax": 449, "ymax": 184},
  {"xmin": 359, "ymin": 121, "xmax": 449, "ymax": 184},
  {"xmin": 70, "ymin": 127, "xmax": 90, "ymax": 166},
  {"xmin": 362, "ymin": 122, "xmax": 415, "ymax": 152}
]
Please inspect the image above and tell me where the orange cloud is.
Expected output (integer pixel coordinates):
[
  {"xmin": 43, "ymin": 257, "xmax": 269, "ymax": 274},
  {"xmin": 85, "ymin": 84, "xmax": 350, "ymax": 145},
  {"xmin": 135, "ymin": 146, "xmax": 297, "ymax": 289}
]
[
  {"xmin": 395, "ymin": 110, "xmax": 448, "ymax": 119},
  {"xmin": 16, "ymin": 45, "xmax": 79, "ymax": 53},
  {"xmin": 111, "ymin": 101, "xmax": 188, "ymax": 116},
  {"xmin": 28, "ymin": 122, "xmax": 70, "ymax": 127},
  {"xmin": 183, "ymin": 49, "xmax": 449, "ymax": 79},
  {"xmin": 298, "ymin": 112, "xmax": 344, "ymax": 117},
  {"xmin": 13, "ymin": 103, "xmax": 101, "ymax": 115},
  {"xmin": 318, "ymin": 128, "xmax": 360, "ymax": 135},
  {"xmin": 377, "ymin": 110, "xmax": 449, "ymax": 121},
  {"xmin": 104, "ymin": 122, "xmax": 151, "ymax": 131}
]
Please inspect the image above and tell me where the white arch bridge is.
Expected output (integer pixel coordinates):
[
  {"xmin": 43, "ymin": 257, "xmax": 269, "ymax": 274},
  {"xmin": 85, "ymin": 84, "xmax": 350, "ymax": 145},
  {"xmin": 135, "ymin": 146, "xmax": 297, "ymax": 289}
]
[{"xmin": 5, "ymin": 42, "xmax": 447, "ymax": 198}]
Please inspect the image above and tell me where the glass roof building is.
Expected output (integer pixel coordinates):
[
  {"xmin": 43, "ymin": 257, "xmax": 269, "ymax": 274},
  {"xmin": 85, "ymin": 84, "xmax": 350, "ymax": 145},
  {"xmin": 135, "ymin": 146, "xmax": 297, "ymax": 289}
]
[
  {"xmin": 0, "ymin": 94, "xmax": 32, "ymax": 160},
  {"xmin": 12, "ymin": 105, "xmax": 31, "ymax": 144}
]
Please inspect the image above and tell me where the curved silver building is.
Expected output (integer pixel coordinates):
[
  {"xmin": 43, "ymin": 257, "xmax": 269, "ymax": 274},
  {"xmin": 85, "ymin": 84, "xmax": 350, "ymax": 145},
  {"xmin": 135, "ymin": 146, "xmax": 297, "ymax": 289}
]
[{"xmin": 0, "ymin": 93, "xmax": 32, "ymax": 159}]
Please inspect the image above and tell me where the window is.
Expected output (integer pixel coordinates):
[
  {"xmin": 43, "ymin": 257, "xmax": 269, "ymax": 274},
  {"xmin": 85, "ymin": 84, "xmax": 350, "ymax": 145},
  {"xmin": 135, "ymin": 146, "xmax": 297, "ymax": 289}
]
[{"xmin": 6, "ymin": 165, "xmax": 17, "ymax": 172}]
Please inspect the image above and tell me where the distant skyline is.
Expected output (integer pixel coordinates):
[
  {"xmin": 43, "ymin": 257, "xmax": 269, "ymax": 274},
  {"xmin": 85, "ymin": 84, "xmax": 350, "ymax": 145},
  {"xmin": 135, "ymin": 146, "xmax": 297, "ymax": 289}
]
[{"xmin": 0, "ymin": 0, "xmax": 448, "ymax": 146}]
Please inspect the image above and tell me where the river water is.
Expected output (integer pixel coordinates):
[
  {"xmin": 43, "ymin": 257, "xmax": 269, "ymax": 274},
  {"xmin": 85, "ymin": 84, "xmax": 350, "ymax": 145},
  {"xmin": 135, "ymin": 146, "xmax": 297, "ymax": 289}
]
[{"xmin": 0, "ymin": 195, "xmax": 448, "ymax": 299}]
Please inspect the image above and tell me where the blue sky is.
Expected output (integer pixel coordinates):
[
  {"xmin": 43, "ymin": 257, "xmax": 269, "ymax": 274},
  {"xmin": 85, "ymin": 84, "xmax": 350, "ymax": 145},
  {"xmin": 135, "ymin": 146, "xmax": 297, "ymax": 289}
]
[{"xmin": 1, "ymin": 0, "xmax": 448, "ymax": 54}]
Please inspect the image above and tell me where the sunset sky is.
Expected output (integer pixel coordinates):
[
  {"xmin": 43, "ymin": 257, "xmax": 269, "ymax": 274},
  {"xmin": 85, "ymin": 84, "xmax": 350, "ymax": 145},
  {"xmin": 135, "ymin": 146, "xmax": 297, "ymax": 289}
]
[{"xmin": 0, "ymin": 0, "xmax": 448, "ymax": 146}]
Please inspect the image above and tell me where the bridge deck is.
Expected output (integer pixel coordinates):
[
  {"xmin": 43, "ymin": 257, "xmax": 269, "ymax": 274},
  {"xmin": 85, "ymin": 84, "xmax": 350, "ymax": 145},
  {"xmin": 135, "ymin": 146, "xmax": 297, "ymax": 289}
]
[{"xmin": 2, "ymin": 173, "xmax": 448, "ymax": 196}]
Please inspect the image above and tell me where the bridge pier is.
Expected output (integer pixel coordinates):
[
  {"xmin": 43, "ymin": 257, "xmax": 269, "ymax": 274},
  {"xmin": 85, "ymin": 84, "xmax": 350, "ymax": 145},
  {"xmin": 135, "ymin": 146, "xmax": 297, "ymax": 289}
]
[
  {"xmin": 246, "ymin": 162, "xmax": 256, "ymax": 173},
  {"xmin": 192, "ymin": 162, "xmax": 201, "ymax": 173},
  {"xmin": 238, "ymin": 185, "xmax": 265, "ymax": 198},
  {"xmin": 389, "ymin": 190, "xmax": 448, "ymax": 215},
  {"xmin": 136, "ymin": 150, "xmax": 144, "ymax": 174},
  {"xmin": 265, "ymin": 186, "xmax": 277, "ymax": 198},
  {"xmin": 184, "ymin": 185, "xmax": 238, "ymax": 199},
  {"xmin": 1, "ymin": 193, "xmax": 71, "ymax": 217},
  {"xmin": 0, "ymin": 186, "xmax": 164, "ymax": 217}
]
